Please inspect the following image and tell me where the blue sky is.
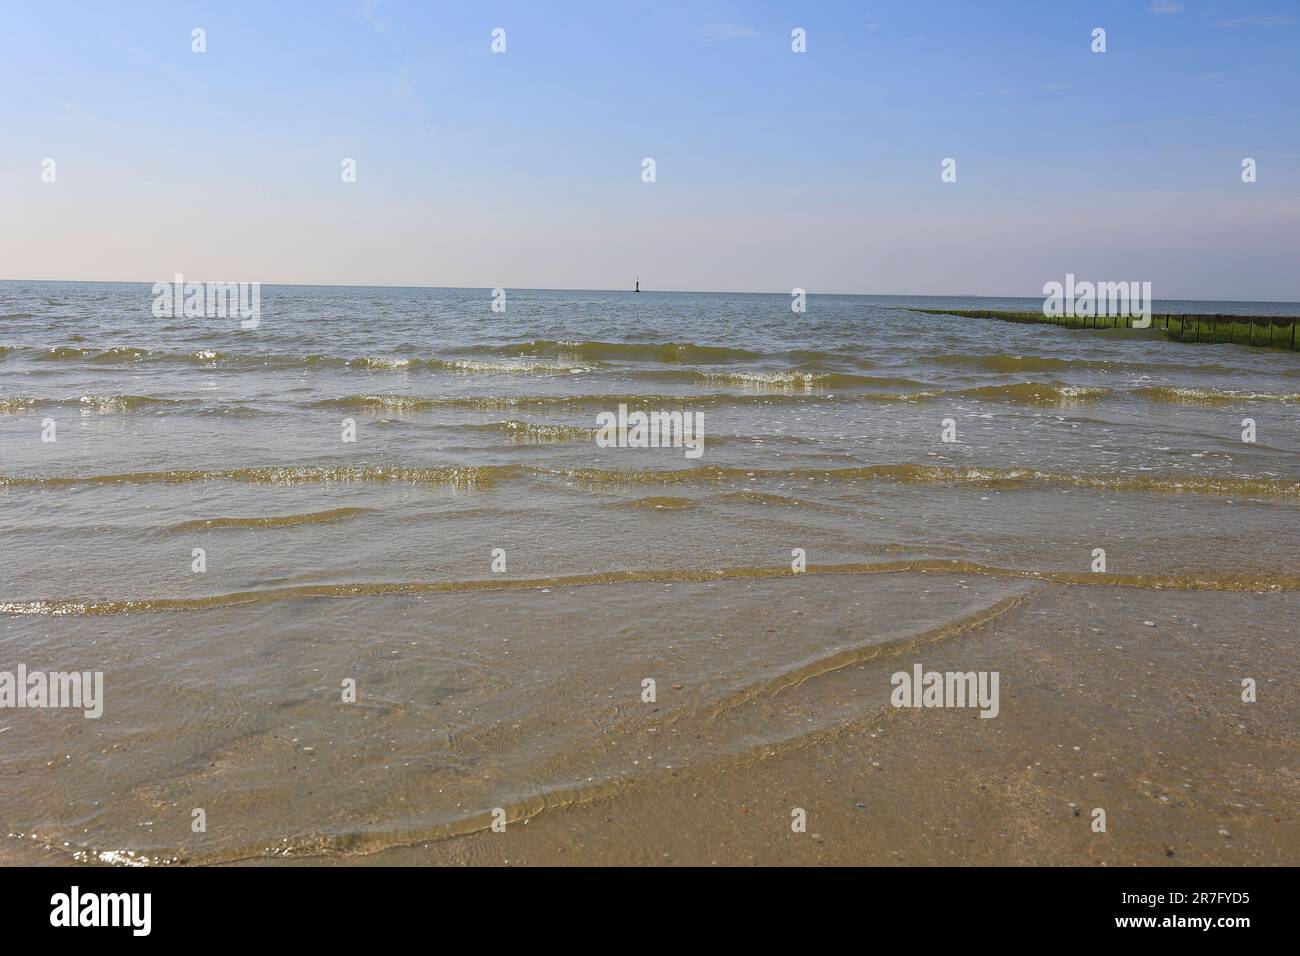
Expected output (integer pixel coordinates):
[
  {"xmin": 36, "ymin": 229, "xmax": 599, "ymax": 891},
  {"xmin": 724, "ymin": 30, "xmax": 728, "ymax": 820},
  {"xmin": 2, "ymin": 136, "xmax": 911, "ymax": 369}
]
[{"xmin": 3, "ymin": 1, "xmax": 1298, "ymax": 297}]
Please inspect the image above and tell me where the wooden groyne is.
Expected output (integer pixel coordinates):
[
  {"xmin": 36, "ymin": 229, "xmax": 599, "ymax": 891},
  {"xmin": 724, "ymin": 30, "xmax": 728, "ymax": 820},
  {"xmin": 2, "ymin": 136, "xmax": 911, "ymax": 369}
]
[{"xmin": 909, "ymin": 308, "xmax": 1300, "ymax": 350}]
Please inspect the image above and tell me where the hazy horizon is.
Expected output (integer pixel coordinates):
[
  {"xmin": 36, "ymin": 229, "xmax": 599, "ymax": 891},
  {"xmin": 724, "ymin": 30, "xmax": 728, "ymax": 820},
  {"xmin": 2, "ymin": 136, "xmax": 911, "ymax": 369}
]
[{"xmin": 5, "ymin": 277, "xmax": 1300, "ymax": 306}]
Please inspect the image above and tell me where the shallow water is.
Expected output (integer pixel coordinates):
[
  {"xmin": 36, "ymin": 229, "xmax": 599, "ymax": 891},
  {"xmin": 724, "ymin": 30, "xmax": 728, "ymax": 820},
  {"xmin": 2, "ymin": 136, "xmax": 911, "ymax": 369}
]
[{"xmin": 1, "ymin": 281, "xmax": 1297, "ymax": 864}]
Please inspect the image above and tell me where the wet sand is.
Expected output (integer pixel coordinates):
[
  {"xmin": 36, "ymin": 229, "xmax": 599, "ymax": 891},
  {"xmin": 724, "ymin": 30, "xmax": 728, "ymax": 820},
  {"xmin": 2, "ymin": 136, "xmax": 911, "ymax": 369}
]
[
  {"xmin": 346, "ymin": 584, "xmax": 1300, "ymax": 867},
  {"xmin": 2, "ymin": 573, "xmax": 1296, "ymax": 867}
]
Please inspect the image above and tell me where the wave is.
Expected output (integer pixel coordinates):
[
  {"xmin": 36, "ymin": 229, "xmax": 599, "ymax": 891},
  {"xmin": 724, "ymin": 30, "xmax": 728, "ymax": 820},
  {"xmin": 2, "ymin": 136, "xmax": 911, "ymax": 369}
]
[
  {"xmin": 5, "ymin": 461, "xmax": 1296, "ymax": 498},
  {"xmin": 6, "ymin": 382, "xmax": 1281, "ymax": 414},
  {"xmin": 932, "ymin": 353, "xmax": 1248, "ymax": 375},
  {"xmin": 309, "ymin": 384, "xmax": 1129, "ymax": 413},
  {"xmin": 29, "ymin": 345, "xmax": 238, "ymax": 365},
  {"xmin": 454, "ymin": 339, "xmax": 763, "ymax": 363},
  {"xmin": 4, "ymin": 339, "xmax": 1287, "ymax": 401},
  {"xmin": 6, "ymin": 559, "xmax": 1297, "ymax": 617},
  {"xmin": 696, "ymin": 369, "xmax": 919, "ymax": 390},
  {"xmin": 16, "ymin": 346, "xmax": 597, "ymax": 374},
  {"xmin": 0, "ymin": 465, "xmax": 509, "ymax": 490},
  {"xmin": 347, "ymin": 356, "xmax": 414, "ymax": 371},
  {"xmin": 13, "ymin": 343, "xmax": 604, "ymax": 372},
  {"xmin": 466, "ymin": 420, "xmax": 599, "ymax": 443},
  {"xmin": 32, "ymin": 346, "xmax": 103, "ymax": 361},
  {"xmin": 86, "ymin": 347, "xmax": 148, "ymax": 363},
  {"xmin": 954, "ymin": 382, "xmax": 1111, "ymax": 405},
  {"xmin": 696, "ymin": 591, "xmax": 1036, "ymax": 720},
  {"xmin": 79, "ymin": 394, "xmax": 188, "ymax": 412},
  {"xmin": 1, "ymin": 341, "xmax": 868, "ymax": 376},
  {"xmin": 438, "ymin": 358, "xmax": 596, "ymax": 374},
  {"xmin": 0, "ymin": 397, "xmax": 38, "ymax": 414},
  {"xmin": 459, "ymin": 421, "xmax": 814, "ymax": 448},
  {"xmin": 621, "ymin": 367, "xmax": 920, "ymax": 390},
  {"xmin": 49, "ymin": 774, "xmax": 638, "ymax": 865},
  {"xmin": 535, "ymin": 464, "xmax": 1300, "ymax": 498},
  {"xmin": 167, "ymin": 507, "xmax": 374, "ymax": 532},
  {"xmin": 310, "ymin": 392, "xmax": 849, "ymax": 412},
  {"xmin": 17, "ymin": 346, "xmax": 415, "ymax": 370},
  {"xmin": 350, "ymin": 356, "xmax": 597, "ymax": 374},
  {"xmin": 1134, "ymin": 386, "xmax": 1300, "ymax": 406},
  {"xmin": 0, "ymin": 395, "xmax": 188, "ymax": 414}
]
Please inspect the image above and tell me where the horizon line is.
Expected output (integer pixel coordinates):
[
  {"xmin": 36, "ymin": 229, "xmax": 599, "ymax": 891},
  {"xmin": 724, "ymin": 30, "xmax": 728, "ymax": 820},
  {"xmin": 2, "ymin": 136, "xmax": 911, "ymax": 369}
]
[{"xmin": 1, "ymin": 278, "xmax": 1297, "ymax": 306}]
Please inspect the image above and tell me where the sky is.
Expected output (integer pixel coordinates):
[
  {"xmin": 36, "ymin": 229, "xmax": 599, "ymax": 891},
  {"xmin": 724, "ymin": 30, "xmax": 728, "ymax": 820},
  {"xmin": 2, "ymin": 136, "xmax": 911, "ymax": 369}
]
[{"xmin": 2, "ymin": 0, "xmax": 1299, "ymax": 298}]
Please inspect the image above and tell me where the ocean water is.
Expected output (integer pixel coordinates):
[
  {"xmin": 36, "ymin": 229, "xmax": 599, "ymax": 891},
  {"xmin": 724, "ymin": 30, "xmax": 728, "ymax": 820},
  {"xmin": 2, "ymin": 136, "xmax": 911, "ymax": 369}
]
[{"xmin": 1, "ymin": 281, "xmax": 1298, "ymax": 864}]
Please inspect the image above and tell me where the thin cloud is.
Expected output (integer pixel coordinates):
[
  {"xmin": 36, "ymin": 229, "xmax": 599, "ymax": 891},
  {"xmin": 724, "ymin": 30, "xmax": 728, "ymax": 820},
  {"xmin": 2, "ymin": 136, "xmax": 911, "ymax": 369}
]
[
  {"xmin": 1149, "ymin": 2, "xmax": 1185, "ymax": 14},
  {"xmin": 1215, "ymin": 15, "xmax": 1297, "ymax": 27},
  {"xmin": 358, "ymin": 0, "xmax": 390, "ymax": 34},
  {"xmin": 391, "ymin": 66, "xmax": 413, "ymax": 98},
  {"xmin": 701, "ymin": 24, "xmax": 762, "ymax": 41}
]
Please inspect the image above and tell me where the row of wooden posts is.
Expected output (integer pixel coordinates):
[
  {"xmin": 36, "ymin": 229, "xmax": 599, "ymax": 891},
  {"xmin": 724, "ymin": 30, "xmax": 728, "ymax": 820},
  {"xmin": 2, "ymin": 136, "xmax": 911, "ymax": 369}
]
[{"xmin": 910, "ymin": 308, "xmax": 1300, "ymax": 350}]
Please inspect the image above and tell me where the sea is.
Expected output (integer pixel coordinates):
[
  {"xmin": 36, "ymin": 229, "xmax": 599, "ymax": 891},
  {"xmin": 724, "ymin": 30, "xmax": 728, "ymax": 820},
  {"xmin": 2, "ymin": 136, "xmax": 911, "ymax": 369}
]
[{"xmin": 1, "ymin": 281, "xmax": 1297, "ymax": 864}]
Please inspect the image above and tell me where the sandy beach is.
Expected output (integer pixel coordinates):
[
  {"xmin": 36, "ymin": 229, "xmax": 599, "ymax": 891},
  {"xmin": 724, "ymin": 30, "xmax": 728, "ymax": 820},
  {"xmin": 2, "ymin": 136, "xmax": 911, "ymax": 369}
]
[{"xmin": 287, "ymin": 580, "xmax": 1300, "ymax": 867}]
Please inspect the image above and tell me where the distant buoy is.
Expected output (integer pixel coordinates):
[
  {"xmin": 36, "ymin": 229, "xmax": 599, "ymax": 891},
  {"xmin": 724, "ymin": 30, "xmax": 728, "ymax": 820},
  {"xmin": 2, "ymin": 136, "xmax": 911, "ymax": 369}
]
[{"xmin": 635, "ymin": 278, "xmax": 640, "ymax": 293}]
